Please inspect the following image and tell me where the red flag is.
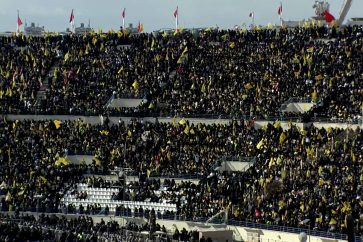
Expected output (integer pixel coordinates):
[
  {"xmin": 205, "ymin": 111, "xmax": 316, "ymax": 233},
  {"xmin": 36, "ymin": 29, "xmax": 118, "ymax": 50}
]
[
  {"xmin": 69, "ymin": 9, "xmax": 74, "ymax": 23},
  {"xmin": 17, "ymin": 14, "xmax": 23, "ymax": 27},
  {"xmin": 137, "ymin": 21, "xmax": 144, "ymax": 33},
  {"xmin": 174, "ymin": 6, "xmax": 178, "ymax": 18},
  {"xmin": 277, "ymin": 3, "xmax": 282, "ymax": 16},
  {"xmin": 324, "ymin": 10, "xmax": 335, "ymax": 23},
  {"xmin": 122, "ymin": 8, "xmax": 125, "ymax": 18}
]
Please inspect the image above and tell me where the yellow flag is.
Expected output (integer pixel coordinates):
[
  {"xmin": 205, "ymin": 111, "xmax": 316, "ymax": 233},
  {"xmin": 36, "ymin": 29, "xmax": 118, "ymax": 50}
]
[
  {"xmin": 311, "ymin": 89, "xmax": 317, "ymax": 102},
  {"xmin": 184, "ymin": 125, "xmax": 190, "ymax": 135},
  {"xmin": 92, "ymin": 36, "xmax": 98, "ymax": 45},
  {"xmin": 55, "ymin": 157, "xmax": 70, "ymax": 167},
  {"xmin": 93, "ymin": 156, "xmax": 102, "ymax": 166},
  {"xmin": 53, "ymin": 120, "xmax": 62, "ymax": 129},
  {"xmin": 118, "ymin": 66, "xmax": 124, "ymax": 74},
  {"xmin": 351, "ymin": 150, "xmax": 356, "ymax": 162},
  {"xmin": 132, "ymin": 81, "xmax": 139, "ymax": 89},
  {"xmin": 177, "ymin": 46, "xmax": 188, "ymax": 64},
  {"xmin": 256, "ymin": 138, "xmax": 264, "ymax": 149},
  {"xmin": 100, "ymin": 130, "xmax": 109, "ymax": 136},
  {"xmin": 38, "ymin": 176, "xmax": 48, "ymax": 184},
  {"xmin": 147, "ymin": 169, "xmax": 151, "ymax": 178},
  {"xmin": 229, "ymin": 42, "xmax": 235, "ymax": 49},
  {"xmin": 179, "ymin": 118, "xmax": 186, "ymax": 125},
  {"xmin": 172, "ymin": 116, "xmax": 177, "ymax": 127},
  {"xmin": 244, "ymin": 83, "xmax": 253, "ymax": 90},
  {"xmin": 151, "ymin": 38, "xmax": 155, "ymax": 48},
  {"xmin": 307, "ymin": 47, "xmax": 314, "ymax": 53},
  {"xmin": 273, "ymin": 121, "xmax": 281, "ymax": 129},
  {"xmin": 64, "ymin": 52, "xmax": 70, "ymax": 62},
  {"xmin": 279, "ymin": 132, "xmax": 287, "ymax": 145}
]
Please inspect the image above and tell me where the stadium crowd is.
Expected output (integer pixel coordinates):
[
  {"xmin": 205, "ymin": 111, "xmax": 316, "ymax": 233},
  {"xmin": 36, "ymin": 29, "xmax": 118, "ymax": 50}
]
[
  {"xmin": 0, "ymin": 26, "xmax": 361, "ymax": 120},
  {"xmin": 0, "ymin": 23, "xmax": 362, "ymax": 241},
  {"xmin": 0, "ymin": 213, "xmax": 199, "ymax": 241},
  {"xmin": 0, "ymin": 118, "xmax": 362, "ymax": 235}
]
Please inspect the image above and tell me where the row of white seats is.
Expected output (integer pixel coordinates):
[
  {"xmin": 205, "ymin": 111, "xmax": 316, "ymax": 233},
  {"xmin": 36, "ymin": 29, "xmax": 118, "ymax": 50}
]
[
  {"xmin": 61, "ymin": 199, "xmax": 176, "ymax": 208},
  {"xmin": 62, "ymin": 197, "xmax": 112, "ymax": 202},
  {"xmin": 68, "ymin": 190, "xmax": 115, "ymax": 196},
  {"xmin": 77, "ymin": 183, "xmax": 119, "ymax": 192}
]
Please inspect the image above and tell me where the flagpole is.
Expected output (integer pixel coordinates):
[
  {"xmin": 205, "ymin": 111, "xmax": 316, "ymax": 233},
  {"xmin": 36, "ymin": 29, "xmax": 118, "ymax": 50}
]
[
  {"xmin": 280, "ymin": 2, "xmax": 283, "ymax": 27},
  {"xmin": 175, "ymin": 6, "xmax": 178, "ymax": 32},
  {"xmin": 252, "ymin": 12, "xmax": 255, "ymax": 27},
  {"xmin": 17, "ymin": 10, "xmax": 20, "ymax": 34},
  {"xmin": 122, "ymin": 8, "xmax": 125, "ymax": 30}
]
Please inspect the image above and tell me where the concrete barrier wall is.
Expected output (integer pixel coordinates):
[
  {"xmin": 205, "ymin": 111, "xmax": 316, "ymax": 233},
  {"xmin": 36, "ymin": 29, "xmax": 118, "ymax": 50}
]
[{"xmin": 4, "ymin": 114, "xmax": 360, "ymax": 131}]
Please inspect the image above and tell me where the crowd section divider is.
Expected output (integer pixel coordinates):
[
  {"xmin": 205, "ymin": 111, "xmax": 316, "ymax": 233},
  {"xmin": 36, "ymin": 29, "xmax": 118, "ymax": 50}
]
[{"xmin": 1, "ymin": 209, "xmax": 358, "ymax": 241}]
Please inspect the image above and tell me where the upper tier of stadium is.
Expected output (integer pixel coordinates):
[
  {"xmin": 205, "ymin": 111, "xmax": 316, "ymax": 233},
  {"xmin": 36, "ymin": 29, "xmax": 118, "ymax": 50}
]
[{"xmin": 0, "ymin": 26, "xmax": 361, "ymax": 122}]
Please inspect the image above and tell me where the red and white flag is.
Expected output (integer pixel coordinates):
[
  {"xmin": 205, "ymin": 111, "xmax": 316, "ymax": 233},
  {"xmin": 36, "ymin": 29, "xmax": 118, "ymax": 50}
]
[
  {"xmin": 324, "ymin": 10, "xmax": 335, "ymax": 24},
  {"xmin": 278, "ymin": 2, "xmax": 283, "ymax": 16},
  {"xmin": 17, "ymin": 11, "xmax": 23, "ymax": 33},
  {"xmin": 122, "ymin": 8, "xmax": 126, "ymax": 29},
  {"xmin": 69, "ymin": 9, "xmax": 75, "ymax": 32},
  {"xmin": 122, "ymin": 8, "xmax": 125, "ymax": 18},
  {"xmin": 173, "ymin": 6, "xmax": 178, "ymax": 18},
  {"xmin": 137, "ymin": 21, "xmax": 144, "ymax": 33}
]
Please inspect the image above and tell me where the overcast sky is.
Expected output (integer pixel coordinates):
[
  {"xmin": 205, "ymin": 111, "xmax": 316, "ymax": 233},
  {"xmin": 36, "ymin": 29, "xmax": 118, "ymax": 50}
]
[{"xmin": 0, "ymin": 0, "xmax": 362, "ymax": 32}]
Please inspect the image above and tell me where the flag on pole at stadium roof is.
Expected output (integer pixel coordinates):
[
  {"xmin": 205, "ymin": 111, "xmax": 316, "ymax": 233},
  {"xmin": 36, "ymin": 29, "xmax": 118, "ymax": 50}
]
[
  {"xmin": 69, "ymin": 9, "xmax": 75, "ymax": 33},
  {"xmin": 122, "ymin": 8, "xmax": 126, "ymax": 29},
  {"xmin": 277, "ymin": 2, "xmax": 283, "ymax": 16},
  {"xmin": 278, "ymin": 2, "xmax": 283, "ymax": 26},
  {"xmin": 17, "ymin": 10, "xmax": 23, "ymax": 34},
  {"xmin": 137, "ymin": 21, "xmax": 144, "ymax": 33},
  {"xmin": 324, "ymin": 10, "xmax": 335, "ymax": 24},
  {"xmin": 249, "ymin": 12, "xmax": 255, "ymax": 26},
  {"xmin": 174, "ymin": 6, "xmax": 178, "ymax": 32}
]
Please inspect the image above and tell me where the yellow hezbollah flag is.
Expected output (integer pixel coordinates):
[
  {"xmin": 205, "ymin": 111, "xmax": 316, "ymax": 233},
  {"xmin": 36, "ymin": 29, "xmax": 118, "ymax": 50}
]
[
  {"xmin": 146, "ymin": 169, "xmax": 151, "ymax": 178},
  {"xmin": 132, "ymin": 81, "xmax": 139, "ymax": 89},
  {"xmin": 256, "ymin": 138, "xmax": 264, "ymax": 149},
  {"xmin": 177, "ymin": 46, "xmax": 188, "ymax": 64},
  {"xmin": 179, "ymin": 118, "xmax": 186, "ymax": 125},
  {"xmin": 55, "ymin": 157, "xmax": 70, "ymax": 167},
  {"xmin": 93, "ymin": 156, "xmax": 102, "ymax": 166},
  {"xmin": 53, "ymin": 120, "xmax": 62, "ymax": 129},
  {"xmin": 100, "ymin": 130, "xmax": 109, "ymax": 136},
  {"xmin": 64, "ymin": 52, "xmax": 70, "ymax": 62},
  {"xmin": 279, "ymin": 131, "xmax": 287, "ymax": 145}
]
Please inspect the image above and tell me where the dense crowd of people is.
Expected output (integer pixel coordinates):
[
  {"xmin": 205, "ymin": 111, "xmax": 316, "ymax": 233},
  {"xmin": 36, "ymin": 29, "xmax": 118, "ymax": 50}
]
[
  {"xmin": 0, "ymin": 213, "xmax": 200, "ymax": 241},
  {"xmin": 0, "ymin": 23, "xmax": 362, "ymax": 241},
  {"xmin": 0, "ymin": 117, "xmax": 361, "ymax": 236},
  {"xmin": 0, "ymin": 26, "xmax": 361, "ymax": 121}
]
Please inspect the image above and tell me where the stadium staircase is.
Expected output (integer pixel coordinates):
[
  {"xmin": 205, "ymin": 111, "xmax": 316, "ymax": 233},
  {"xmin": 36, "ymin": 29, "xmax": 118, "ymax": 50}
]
[
  {"xmin": 279, "ymin": 97, "xmax": 316, "ymax": 114},
  {"xmin": 213, "ymin": 156, "xmax": 256, "ymax": 173},
  {"xmin": 36, "ymin": 58, "xmax": 60, "ymax": 102}
]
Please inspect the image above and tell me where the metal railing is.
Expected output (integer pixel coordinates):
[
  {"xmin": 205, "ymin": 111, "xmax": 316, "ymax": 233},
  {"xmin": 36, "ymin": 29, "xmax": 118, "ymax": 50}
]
[
  {"xmin": 1, "ymin": 209, "xmax": 353, "ymax": 241},
  {"xmin": 126, "ymin": 170, "xmax": 205, "ymax": 180}
]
